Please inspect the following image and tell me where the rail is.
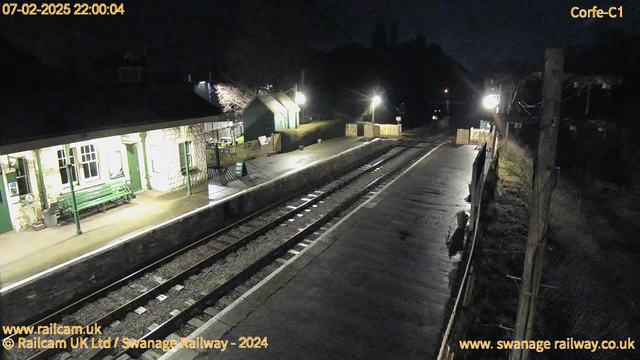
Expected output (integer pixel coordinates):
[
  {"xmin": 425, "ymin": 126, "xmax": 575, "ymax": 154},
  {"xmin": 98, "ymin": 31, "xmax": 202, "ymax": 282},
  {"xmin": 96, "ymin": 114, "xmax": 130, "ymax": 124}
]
[{"xmin": 10, "ymin": 142, "xmax": 413, "ymax": 360}]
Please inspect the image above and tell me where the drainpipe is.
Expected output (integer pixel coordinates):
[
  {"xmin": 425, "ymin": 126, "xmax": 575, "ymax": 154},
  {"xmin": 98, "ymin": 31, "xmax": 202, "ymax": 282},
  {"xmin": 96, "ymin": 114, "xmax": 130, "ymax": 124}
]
[
  {"xmin": 182, "ymin": 126, "xmax": 192, "ymax": 196},
  {"xmin": 64, "ymin": 144, "xmax": 82, "ymax": 235},
  {"xmin": 34, "ymin": 149, "xmax": 48, "ymax": 209},
  {"xmin": 139, "ymin": 132, "xmax": 152, "ymax": 190}
]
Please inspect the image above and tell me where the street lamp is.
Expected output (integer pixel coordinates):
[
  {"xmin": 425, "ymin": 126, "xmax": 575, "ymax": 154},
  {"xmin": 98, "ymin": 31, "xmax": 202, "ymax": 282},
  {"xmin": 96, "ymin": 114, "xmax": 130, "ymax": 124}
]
[
  {"xmin": 444, "ymin": 88, "xmax": 450, "ymax": 117},
  {"xmin": 371, "ymin": 95, "xmax": 382, "ymax": 125},
  {"xmin": 482, "ymin": 94, "xmax": 499, "ymax": 110},
  {"xmin": 295, "ymin": 92, "xmax": 306, "ymax": 105}
]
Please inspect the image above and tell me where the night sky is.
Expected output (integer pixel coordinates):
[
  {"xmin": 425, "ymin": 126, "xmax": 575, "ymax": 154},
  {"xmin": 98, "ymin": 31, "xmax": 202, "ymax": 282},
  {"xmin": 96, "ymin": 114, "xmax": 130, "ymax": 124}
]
[{"xmin": 1, "ymin": 0, "xmax": 638, "ymax": 74}]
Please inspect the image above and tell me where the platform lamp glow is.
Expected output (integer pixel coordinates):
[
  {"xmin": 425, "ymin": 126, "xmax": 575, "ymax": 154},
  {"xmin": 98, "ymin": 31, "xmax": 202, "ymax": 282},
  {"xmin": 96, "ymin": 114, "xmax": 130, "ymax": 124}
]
[
  {"xmin": 295, "ymin": 92, "xmax": 306, "ymax": 105},
  {"xmin": 482, "ymin": 94, "xmax": 499, "ymax": 110},
  {"xmin": 371, "ymin": 95, "xmax": 382, "ymax": 125}
]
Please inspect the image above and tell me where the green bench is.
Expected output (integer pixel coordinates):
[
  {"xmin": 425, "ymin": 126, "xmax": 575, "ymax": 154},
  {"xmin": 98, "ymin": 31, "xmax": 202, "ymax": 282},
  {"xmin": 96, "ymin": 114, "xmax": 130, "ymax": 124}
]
[{"xmin": 57, "ymin": 179, "xmax": 133, "ymax": 219}]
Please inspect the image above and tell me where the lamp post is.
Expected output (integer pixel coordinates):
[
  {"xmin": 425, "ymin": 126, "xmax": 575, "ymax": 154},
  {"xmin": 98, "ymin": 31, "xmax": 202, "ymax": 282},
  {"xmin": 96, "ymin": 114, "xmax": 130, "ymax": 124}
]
[
  {"xmin": 371, "ymin": 95, "xmax": 381, "ymax": 125},
  {"xmin": 444, "ymin": 88, "xmax": 450, "ymax": 117},
  {"xmin": 182, "ymin": 125, "xmax": 192, "ymax": 196},
  {"xmin": 289, "ymin": 84, "xmax": 306, "ymax": 128},
  {"xmin": 295, "ymin": 91, "xmax": 306, "ymax": 128},
  {"xmin": 64, "ymin": 144, "xmax": 82, "ymax": 235}
]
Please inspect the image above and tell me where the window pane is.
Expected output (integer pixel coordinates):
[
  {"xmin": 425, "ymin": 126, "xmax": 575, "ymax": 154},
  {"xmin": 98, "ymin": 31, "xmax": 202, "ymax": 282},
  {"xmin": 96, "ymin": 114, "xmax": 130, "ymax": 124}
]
[
  {"xmin": 80, "ymin": 144, "xmax": 99, "ymax": 179},
  {"xmin": 17, "ymin": 178, "xmax": 29, "ymax": 195},
  {"xmin": 90, "ymin": 162, "xmax": 99, "ymax": 177},
  {"xmin": 15, "ymin": 158, "xmax": 30, "ymax": 194},
  {"xmin": 16, "ymin": 158, "xmax": 27, "ymax": 176},
  {"xmin": 60, "ymin": 169, "xmax": 69, "ymax": 185},
  {"xmin": 58, "ymin": 148, "xmax": 79, "ymax": 185}
]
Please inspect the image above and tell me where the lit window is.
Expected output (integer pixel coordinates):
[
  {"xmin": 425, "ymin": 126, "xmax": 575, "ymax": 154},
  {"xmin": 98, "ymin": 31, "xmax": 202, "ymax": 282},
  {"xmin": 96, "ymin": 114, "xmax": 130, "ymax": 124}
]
[
  {"xmin": 57, "ymin": 148, "xmax": 78, "ymax": 185},
  {"xmin": 80, "ymin": 144, "xmax": 100, "ymax": 180},
  {"xmin": 14, "ymin": 157, "xmax": 31, "ymax": 195},
  {"xmin": 179, "ymin": 142, "xmax": 192, "ymax": 174}
]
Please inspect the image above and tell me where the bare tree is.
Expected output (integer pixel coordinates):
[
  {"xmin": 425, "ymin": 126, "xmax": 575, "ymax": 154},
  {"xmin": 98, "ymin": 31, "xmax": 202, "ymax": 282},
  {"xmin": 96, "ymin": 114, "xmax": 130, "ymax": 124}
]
[{"xmin": 213, "ymin": 84, "xmax": 254, "ymax": 114}]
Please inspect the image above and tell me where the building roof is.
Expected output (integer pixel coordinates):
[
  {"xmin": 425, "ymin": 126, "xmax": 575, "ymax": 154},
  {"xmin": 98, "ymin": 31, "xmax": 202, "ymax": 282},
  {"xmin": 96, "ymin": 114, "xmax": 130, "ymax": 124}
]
[
  {"xmin": 246, "ymin": 93, "xmax": 299, "ymax": 114},
  {"xmin": 0, "ymin": 86, "xmax": 221, "ymax": 153}
]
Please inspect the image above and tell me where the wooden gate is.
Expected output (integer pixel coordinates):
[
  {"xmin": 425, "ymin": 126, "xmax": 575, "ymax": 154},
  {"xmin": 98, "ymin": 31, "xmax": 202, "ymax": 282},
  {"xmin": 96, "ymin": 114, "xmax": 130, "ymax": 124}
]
[{"xmin": 345, "ymin": 123, "xmax": 357, "ymax": 137}]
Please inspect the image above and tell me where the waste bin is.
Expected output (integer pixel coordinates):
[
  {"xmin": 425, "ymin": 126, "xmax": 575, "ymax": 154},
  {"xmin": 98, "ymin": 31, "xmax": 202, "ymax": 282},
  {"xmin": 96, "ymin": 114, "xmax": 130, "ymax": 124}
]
[{"xmin": 43, "ymin": 208, "xmax": 57, "ymax": 228}]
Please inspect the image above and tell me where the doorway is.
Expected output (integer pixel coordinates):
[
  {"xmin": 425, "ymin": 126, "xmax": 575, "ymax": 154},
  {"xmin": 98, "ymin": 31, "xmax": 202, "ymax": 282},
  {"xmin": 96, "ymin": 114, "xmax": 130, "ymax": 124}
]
[
  {"xmin": 0, "ymin": 169, "xmax": 13, "ymax": 234},
  {"xmin": 125, "ymin": 144, "xmax": 143, "ymax": 193}
]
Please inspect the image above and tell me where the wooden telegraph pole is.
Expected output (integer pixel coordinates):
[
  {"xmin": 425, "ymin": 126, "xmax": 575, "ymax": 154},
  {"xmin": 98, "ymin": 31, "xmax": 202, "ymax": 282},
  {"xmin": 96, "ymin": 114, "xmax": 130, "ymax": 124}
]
[{"xmin": 510, "ymin": 48, "xmax": 564, "ymax": 360}]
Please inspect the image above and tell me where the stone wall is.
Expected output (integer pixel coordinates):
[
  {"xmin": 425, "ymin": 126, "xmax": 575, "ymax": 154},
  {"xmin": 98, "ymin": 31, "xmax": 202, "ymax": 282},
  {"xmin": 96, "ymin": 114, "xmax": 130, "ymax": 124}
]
[
  {"xmin": 1, "ymin": 124, "xmax": 208, "ymax": 233},
  {"xmin": 2, "ymin": 136, "xmax": 143, "ymax": 231},
  {"xmin": 146, "ymin": 124, "xmax": 207, "ymax": 192},
  {"xmin": 1, "ymin": 138, "xmax": 393, "ymax": 326}
]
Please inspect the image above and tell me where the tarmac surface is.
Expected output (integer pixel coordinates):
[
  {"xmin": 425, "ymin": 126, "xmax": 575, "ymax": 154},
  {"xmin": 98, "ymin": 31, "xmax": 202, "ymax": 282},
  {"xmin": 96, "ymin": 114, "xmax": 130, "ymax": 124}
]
[{"xmin": 167, "ymin": 143, "xmax": 477, "ymax": 360}]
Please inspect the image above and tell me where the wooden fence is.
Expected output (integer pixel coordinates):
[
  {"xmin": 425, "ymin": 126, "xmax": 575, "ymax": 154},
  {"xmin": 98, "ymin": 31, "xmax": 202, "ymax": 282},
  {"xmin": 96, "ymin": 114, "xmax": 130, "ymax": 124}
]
[
  {"xmin": 206, "ymin": 134, "xmax": 281, "ymax": 168},
  {"xmin": 457, "ymin": 127, "xmax": 495, "ymax": 146},
  {"xmin": 346, "ymin": 123, "xmax": 402, "ymax": 138},
  {"xmin": 364, "ymin": 124, "xmax": 380, "ymax": 138},
  {"xmin": 469, "ymin": 127, "xmax": 492, "ymax": 145},
  {"xmin": 345, "ymin": 123, "xmax": 358, "ymax": 137},
  {"xmin": 456, "ymin": 129, "xmax": 470, "ymax": 145},
  {"xmin": 378, "ymin": 124, "xmax": 402, "ymax": 136},
  {"xmin": 438, "ymin": 130, "xmax": 500, "ymax": 360}
]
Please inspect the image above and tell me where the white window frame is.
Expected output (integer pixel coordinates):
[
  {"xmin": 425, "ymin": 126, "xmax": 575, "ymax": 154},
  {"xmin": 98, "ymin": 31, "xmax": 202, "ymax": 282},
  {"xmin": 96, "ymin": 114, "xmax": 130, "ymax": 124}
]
[
  {"xmin": 57, "ymin": 148, "xmax": 78, "ymax": 186},
  {"xmin": 80, "ymin": 144, "xmax": 100, "ymax": 181},
  {"xmin": 14, "ymin": 157, "xmax": 32, "ymax": 196}
]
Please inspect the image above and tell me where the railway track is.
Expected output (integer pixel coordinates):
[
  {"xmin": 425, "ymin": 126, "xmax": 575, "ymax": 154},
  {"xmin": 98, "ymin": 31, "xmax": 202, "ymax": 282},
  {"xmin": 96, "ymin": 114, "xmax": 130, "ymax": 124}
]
[{"xmin": 3, "ymin": 136, "xmax": 446, "ymax": 360}]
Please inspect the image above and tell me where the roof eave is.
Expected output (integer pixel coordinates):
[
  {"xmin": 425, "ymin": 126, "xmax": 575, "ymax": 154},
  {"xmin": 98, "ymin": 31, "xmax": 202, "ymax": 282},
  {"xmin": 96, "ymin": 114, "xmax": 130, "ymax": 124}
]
[{"xmin": 0, "ymin": 114, "xmax": 221, "ymax": 155}]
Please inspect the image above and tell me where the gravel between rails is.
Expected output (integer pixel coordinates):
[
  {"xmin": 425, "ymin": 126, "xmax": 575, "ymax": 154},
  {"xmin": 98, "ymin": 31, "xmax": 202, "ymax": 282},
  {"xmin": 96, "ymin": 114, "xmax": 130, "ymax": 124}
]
[{"xmin": 6, "ymin": 145, "xmax": 421, "ymax": 360}]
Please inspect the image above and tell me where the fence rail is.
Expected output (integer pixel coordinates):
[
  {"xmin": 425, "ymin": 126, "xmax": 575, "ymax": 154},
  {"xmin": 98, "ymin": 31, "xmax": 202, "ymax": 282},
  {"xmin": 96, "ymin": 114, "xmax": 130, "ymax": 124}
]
[
  {"xmin": 206, "ymin": 134, "xmax": 281, "ymax": 169},
  {"xmin": 438, "ymin": 128, "xmax": 500, "ymax": 360}
]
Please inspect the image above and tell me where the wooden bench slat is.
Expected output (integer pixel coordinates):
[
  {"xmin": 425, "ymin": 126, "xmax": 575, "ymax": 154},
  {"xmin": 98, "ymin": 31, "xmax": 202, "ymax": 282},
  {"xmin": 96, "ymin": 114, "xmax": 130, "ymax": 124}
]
[{"xmin": 57, "ymin": 180, "xmax": 133, "ymax": 218}]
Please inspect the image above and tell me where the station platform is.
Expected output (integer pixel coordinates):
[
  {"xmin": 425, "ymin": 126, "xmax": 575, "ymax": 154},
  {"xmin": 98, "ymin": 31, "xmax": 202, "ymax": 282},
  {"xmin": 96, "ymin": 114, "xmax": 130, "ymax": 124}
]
[
  {"xmin": 167, "ymin": 143, "xmax": 477, "ymax": 360},
  {"xmin": 0, "ymin": 136, "xmax": 377, "ymax": 287}
]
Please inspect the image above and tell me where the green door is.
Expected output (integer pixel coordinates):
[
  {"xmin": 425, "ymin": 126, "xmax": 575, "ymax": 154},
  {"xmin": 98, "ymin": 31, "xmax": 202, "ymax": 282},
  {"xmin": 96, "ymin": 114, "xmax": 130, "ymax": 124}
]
[
  {"xmin": 126, "ymin": 144, "xmax": 143, "ymax": 192},
  {"xmin": 0, "ymin": 170, "xmax": 13, "ymax": 234}
]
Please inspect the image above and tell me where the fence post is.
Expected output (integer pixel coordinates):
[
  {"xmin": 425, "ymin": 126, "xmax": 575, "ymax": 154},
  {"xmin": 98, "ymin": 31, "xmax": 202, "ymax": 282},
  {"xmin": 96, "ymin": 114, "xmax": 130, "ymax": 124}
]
[
  {"xmin": 469, "ymin": 157, "xmax": 478, "ymax": 232},
  {"xmin": 215, "ymin": 143, "xmax": 221, "ymax": 169}
]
